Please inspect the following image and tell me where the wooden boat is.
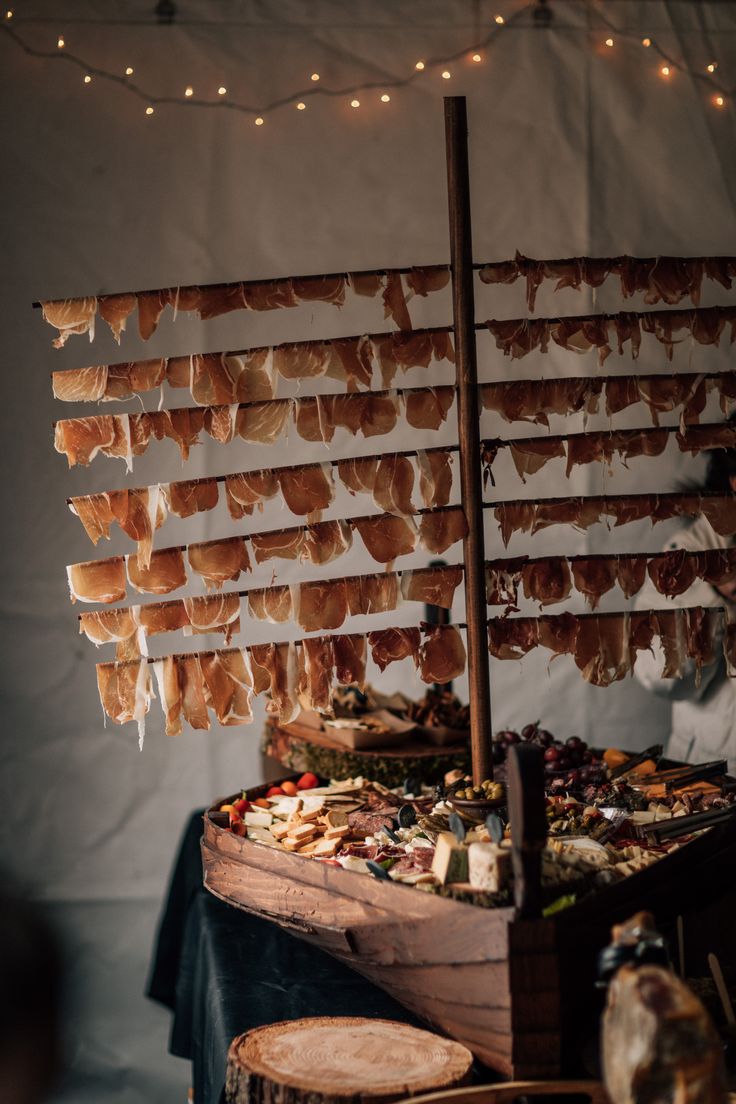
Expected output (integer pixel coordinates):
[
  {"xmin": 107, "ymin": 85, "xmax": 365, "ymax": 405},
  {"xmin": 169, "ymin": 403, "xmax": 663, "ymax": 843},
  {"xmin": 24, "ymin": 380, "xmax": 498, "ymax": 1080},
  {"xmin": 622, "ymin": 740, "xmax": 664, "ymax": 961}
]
[{"xmin": 202, "ymin": 773, "xmax": 736, "ymax": 1079}]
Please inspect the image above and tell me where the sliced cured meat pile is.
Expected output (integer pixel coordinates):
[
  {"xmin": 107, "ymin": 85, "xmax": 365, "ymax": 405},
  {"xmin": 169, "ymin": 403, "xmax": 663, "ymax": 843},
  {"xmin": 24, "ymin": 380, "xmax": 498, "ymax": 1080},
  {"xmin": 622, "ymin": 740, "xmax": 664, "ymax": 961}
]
[
  {"xmin": 41, "ymin": 266, "xmax": 451, "ymax": 346},
  {"xmin": 492, "ymin": 493, "xmax": 736, "ymax": 547},
  {"xmin": 478, "ymin": 252, "xmax": 736, "ymax": 311},
  {"xmin": 487, "ymin": 607, "xmax": 726, "ymax": 687},
  {"xmin": 484, "ymin": 305, "xmax": 736, "ymax": 365}
]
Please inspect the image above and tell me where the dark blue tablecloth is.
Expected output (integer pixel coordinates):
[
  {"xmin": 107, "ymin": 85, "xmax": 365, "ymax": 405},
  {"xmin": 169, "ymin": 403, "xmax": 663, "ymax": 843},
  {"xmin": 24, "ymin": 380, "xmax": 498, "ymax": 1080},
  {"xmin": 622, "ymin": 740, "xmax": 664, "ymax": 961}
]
[{"xmin": 146, "ymin": 812, "xmax": 421, "ymax": 1104}]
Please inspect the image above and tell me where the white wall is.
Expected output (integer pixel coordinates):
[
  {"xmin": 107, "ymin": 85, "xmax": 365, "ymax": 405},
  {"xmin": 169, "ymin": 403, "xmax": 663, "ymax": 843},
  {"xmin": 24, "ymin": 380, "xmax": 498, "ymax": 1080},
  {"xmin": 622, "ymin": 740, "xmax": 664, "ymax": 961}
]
[{"xmin": 1, "ymin": 2, "xmax": 735, "ymax": 1100}]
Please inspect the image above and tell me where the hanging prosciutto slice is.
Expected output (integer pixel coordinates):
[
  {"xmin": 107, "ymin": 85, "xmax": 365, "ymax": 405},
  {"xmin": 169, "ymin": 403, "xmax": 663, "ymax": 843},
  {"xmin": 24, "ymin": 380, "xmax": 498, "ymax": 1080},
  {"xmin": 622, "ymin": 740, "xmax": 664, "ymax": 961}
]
[
  {"xmin": 354, "ymin": 514, "xmax": 417, "ymax": 564},
  {"xmin": 41, "ymin": 296, "xmax": 97, "ymax": 347},
  {"xmin": 247, "ymin": 586, "xmax": 293, "ymax": 624},
  {"xmin": 294, "ymin": 579, "xmax": 348, "ymax": 632},
  {"xmin": 200, "ymin": 649, "xmax": 254, "ymax": 726},
  {"xmin": 368, "ymin": 627, "xmax": 421, "ymax": 671},
  {"xmin": 301, "ymin": 636, "xmax": 335, "ymax": 712},
  {"xmin": 224, "ymin": 471, "xmax": 278, "ymax": 518},
  {"xmin": 96, "ymin": 658, "xmax": 153, "ymax": 748},
  {"xmin": 67, "ymin": 557, "xmax": 127, "ymax": 604},
  {"xmin": 400, "ymin": 565, "xmax": 463, "ymax": 608},
  {"xmin": 127, "ymin": 547, "xmax": 188, "ymax": 596},
  {"xmin": 333, "ymin": 634, "xmax": 367, "ymax": 688},
  {"xmin": 418, "ymin": 625, "xmax": 466, "ymax": 683}
]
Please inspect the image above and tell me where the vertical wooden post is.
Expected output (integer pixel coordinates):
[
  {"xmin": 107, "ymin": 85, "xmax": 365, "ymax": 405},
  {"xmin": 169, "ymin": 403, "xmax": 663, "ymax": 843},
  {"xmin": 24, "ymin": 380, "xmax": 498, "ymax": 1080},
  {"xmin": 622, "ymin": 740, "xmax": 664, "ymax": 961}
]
[{"xmin": 444, "ymin": 96, "xmax": 493, "ymax": 784}]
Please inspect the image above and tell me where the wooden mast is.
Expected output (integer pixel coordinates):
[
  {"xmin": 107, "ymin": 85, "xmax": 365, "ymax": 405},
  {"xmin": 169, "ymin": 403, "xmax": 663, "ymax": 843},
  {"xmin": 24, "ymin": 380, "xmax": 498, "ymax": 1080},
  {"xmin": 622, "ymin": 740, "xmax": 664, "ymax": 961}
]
[{"xmin": 444, "ymin": 96, "xmax": 493, "ymax": 784}]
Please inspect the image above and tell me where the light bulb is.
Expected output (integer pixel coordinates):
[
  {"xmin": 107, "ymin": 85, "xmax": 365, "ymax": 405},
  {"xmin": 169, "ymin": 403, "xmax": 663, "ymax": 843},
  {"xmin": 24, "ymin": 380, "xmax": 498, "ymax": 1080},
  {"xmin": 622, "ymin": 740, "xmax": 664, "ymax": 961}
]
[
  {"xmin": 296, "ymin": 101, "xmax": 306, "ymax": 110},
  {"xmin": 660, "ymin": 65, "xmax": 670, "ymax": 77},
  {"xmin": 605, "ymin": 37, "xmax": 614, "ymax": 48},
  {"xmin": 255, "ymin": 116, "xmax": 264, "ymax": 125},
  {"xmin": 642, "ymin": 37, "xmax": 651, "ymax": 47},
  {"xmin": 5, "ymin": 10, "xmax": 12, "ymax": 18},
  {"xmin": 310, "ymin": 73, "xmax": 320, "ymax": 81},
  {"xmin": 494, "ymin": 14, "xmax": 504, "ymax": 24},
  {"xmin": 145, "ymin": 106, "xmax": 154, "ymax": 115},
  {"xmin": 184, "ymin": 86, "xmax": 194, "ymax": 97},
  {"xmin": 707, "ymin": 62, "xmax": 717, "ymax": 73},
  {"xmin": 57, "ymin": 35, "xmax": 65, "ymax": 48},
  {"xmin": 472, "ymin": 53, "xmax": 482, "ymax": 62},
  {"xmin": 415, "ymin": 61, "xmax": 425, "ymax": 71},
  {"xmin": 218, "ymin": 86, "xmax": 227, "ymax": 95},
  {"xmin": 714, "ymin": 95, "xmax": 725, "ymax": 107},
  {"xmin": 442, "ymin": 70, "xmax": 451, "ymax": 79},
  {"xmin": 125, "ymin": 66, "xmax": 134, "ymax": 76},
  {"xmin": 83, "ymin": 74, "xmax": 92, "ymax": 84},
  {"xmin": 380, "ymin": 93, "xmax": 390, "ymax": 102},
  {"xmin": 350, "ymin": 99, "xmax": 360, "ymax": 108}
]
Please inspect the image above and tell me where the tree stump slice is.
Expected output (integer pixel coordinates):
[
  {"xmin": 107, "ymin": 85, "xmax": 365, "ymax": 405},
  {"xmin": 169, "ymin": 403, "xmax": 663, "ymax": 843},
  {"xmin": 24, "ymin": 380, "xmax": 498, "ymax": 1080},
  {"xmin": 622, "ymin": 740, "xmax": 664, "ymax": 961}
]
[{"xmin": 225, "ymin": 1017, "xmax": 473, "ymax": 1104}]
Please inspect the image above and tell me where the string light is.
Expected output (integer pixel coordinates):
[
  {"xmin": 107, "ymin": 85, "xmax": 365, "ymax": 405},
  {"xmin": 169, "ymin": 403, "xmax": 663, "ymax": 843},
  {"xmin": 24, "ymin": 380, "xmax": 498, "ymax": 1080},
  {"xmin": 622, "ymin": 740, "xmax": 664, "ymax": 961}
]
[
  {"xmin": 441, "ymin": 70, "xmax": 451, "ymax": 79},
  {"xmin": 296, "ymin": 101, "xmax": 306, "ymax": 110},
  {"xmin": 707, "ymin": 62, "xmax": 717, "ymax": 73},
  {"xmin": 83, "ymin": 73, "xmax": 91, "ymax": 83},
  {"xmin": 218, "ymin": 85, "xmax": 226, "ymax": 95},
  {"xmin": 310, "ymin": 73, "xmax": 319, "ymax": 82},
  {"xmin": 472, "ymin": 53, "xmax": 482, "ymax": 62},
  {"xmin": 660, "ymin": 65, "xmax": 670, "ymax": 77},
  {"xmin": 254, "ymin": 116, "xmax": 264, "ymax": 125},
  {"xmin": 350, "ymin": 98, "xmax": 360, "ymax": 107},
  {"xmin": 494, "ymin": 15, "xmax": 505, "ymax": 24},
  {"xmin": 125, "ymin": 66, "xmax": 134, "ymax": 76},
  {"xmin": 642, "ymin": 38, "xmax": 651, "ymax": 47},
  {"xmin": 184, "ymin": 85, "xmax": 193, "ymax": 97},
  {"xmin": 380, "ymin": 93, "xmax": 390, "ymax": 102},
  {"xmin": 605, "ymin": 37, "xmax": 614, "ymax": 48},
  {"xmin": 5, "ymin": 9, "xmax": 12, "ymax": 19},
  {"xmin": 714, "ymin": 94, "xmax": 725, "ymax": 108},
  {"xmin": 415, "ymin": 60, "xmax": 425, "ymax": 70},
  {"xmin": 57, "ymin": 35, "xmax": 64, "ymax": 48},
  {"xmin": 145, "ymin": 106, "xmax": 154, "ymax": 115}
]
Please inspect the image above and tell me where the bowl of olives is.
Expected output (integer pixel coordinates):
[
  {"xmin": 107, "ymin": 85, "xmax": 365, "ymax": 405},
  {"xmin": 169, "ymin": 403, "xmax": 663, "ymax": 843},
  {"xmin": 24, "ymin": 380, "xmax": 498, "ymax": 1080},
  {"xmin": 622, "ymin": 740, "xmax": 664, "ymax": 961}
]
[{"xmin": 446, "ymin": 777, "xmax": 507, "ymax": 822}]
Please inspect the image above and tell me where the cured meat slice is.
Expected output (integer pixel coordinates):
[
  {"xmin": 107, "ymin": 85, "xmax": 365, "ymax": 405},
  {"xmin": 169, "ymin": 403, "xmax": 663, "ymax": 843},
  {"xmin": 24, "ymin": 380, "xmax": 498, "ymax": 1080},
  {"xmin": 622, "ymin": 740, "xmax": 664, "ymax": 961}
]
[
  {"xmin": 178, "ymin": 654, "xmax": 210, "ymax": 730},
  {"xmin": 153, "ymin": 655, "xmax": 183, "ymax": 736},
  {"xmin": 195, "ymin": 283, "xmax": 247, "ymax": 319},
  {"xmin": 104, "ymin": 487, "xmax": 167, "ymax": 567},
  {"xmin": 247, "ymin": 586, "xmax": 293, "ymax": 624},
  {"xmin": 417, "ymin": 450, "xmax": 453, "ymax": 508},
  {"xmin": 295, "ymin": 579, "xmax": 348, "ymax": 632},
  {"xmin": 150, "ymin": 408, "xmax": 206, "ymax": 460},
  {"xmin": 573, "ymin": 614, "xmax": 631, "ymax": 687},
  {"xmin": 67, "ymin": 557, "xmax": 127, "ymax": 604},
  {"xmin": 250, "ymin": 642, "xmax": 300, "ymax": 723},
  {"xmin": 274, "ymin": 340, "xmax": 329, "ymax": 382},
  {"xmin": 204, "ymin": 405, "xmax": 238, "ymax": 445},
  {"xmin": 292, "ymin": 274, "xmax": 346, "ymax": 305},
  {"xmin": 97, "ymin": 659, "xmax": 152, "ymax": 746},
  {"xmin": 488, "ymin": 618, "xmax": 538, "ymax": 659},
  {"xmin": 236, "ymin": 399, "xmax": 291, "ymax": 444},
  {"xmin": 80, "ymin": 608, "xmax": 137, "ymax": 649},
  {"xmin": 522, "ymin": 559, "xmax": 572, "ymax": 607},
  {"xmin": 651, "ymin": 609, "xmax": 687, "ymax": 677},
  {"xmin": 647, "ymin": 549, "xmax": 701, "ymax": 598},
  {"xmin": 98, "ymin": 293, "xmax": 137, "ymax": 342},
  {"xmin": 134, "ymin": 601, "xmax": 189, "ymax": 644},
  {"xmin": 128, "ymin": 547, "xmax": 188, "ymax": 595},
  {"xmin": 700, "ymin": 496, "xmax": 736, "ymax": 537},
  {"xmin": 677, "ymin": 423, "xmax": 736, "ymax": 456},
  {"xmin": 401, "ymin": 565, "xmax": 463, "ymax": 609},
  {"xmin": 294, "ymin": 396, "xmax": 336, "ymax": 443},
  {"xmin": 371, "ymin": 332, "xmax": 430, "ymax": 387},
  {"xmin": 685, "ymin": 606, "xmax": 719, "ymax": 677},
  {"xmin": 243, "ymin": 279, "xmax": 298, "ymax": 312},
  {"xmin": 247, "ymin": 644, "xmax": 273, "ymax": 695},
  {"xmin": 359, "ymin": 393, "xmax": 401, "ymax": 438},
  {"xmin": 372, "ymin": 455, "xmax": 416, "ymax": 516},
  {"xmin": 224, "ymin": 471, "xmax": 278, "ymax": 518},
  {"xmin": 537, "ymin": 611, "xmax": 579, "ymax": 657},
  {"xmin": 338, "ymin": 457, "xmax": 378, "ymax": 495},
  {"xmin": 494, "ymin": 502, "xmax": 535, "ymax": 547},
  {"xmin": 42, "ymin": 297, "xmax": 96, "ymax": 347},
  {"xmin": 485, "ymin": 558, "xmax": 525, "ymax": 606},
  {"xmin": 200, "ymin": 649, "xmax": 254, "ymax": 725},
  {"xmin": 302, "ymin": 520, "xmax": 353, "ymax": 565},
  {"xmin": 137, "ymin": 290, "xmax": 172, "ymax": 340},
  {"xmin": 301, "ymin": 636, "xmax": 335, "ymax": 712},
  {"xmin": 69, "ymin": 493, "xmax": 115, "ymax": 545},
  {"xmin": 330, "ymin": 336, "xmax": 374, "ymax": 390},
  {"xmin": 184, "ymin": 594, "xmax": 241, "ymax": 641},
  {"xmin": 52, "ymin": 365, "xmax": 108, "ymax": 402},
  {"xmin": 164, "ymin": 479, "xmax": 218, "ymax": 519},
  {"xmin": 508, "ymin": 439, "xmax": 565, "ymax": 482},
  {"xmin": 404, "ymin": 386, "xmax": 455, "ymax": 430},
  {"xmin": 347, "ymin": 573, "xmax": 401, "ymax": 616},
  {"xmin": 615, "ymin": 556, "xmax": 648, "ymax": 599},
  {"xmin": 406, "ymin": 267, "xmax": 450, "ymax": 296},
  {"xmin": 350, "ymin": 273, "xmax": 384, "ymax": 298},
  {"xmin": 354, "ymin": 514, "xmax": 417, "ymax": 563},
  {"xmin": 418, "ymin": 625, "xmax": 466, "ymax": 684},
  {"xmin": 368, "ymin": 627, "xmax": 421, "ymax": 671},
  {"xmin": 333, "ymin": 634, "xmax": 367, "ymax": 688},
  {"xmin": 278, "ymin": 463, "xmax": 334, "ymax": 518},
  {"xmin": 571, "ymin": 558, "xmax": 617, "ymax": 609},
  {"xmin": 382, "ymin": 272, "xmax": 412, "ymax": 330},
  {"xmin": 702, "ymin": 548, "xmax": 736, "ymax": 588},
  {"xmin": 419, "ymin": 507, "xmax": 468, "ymax": 554},
  {"xmin": 250, "ymin": 527, "xmax": 306, "ymax": 565}
]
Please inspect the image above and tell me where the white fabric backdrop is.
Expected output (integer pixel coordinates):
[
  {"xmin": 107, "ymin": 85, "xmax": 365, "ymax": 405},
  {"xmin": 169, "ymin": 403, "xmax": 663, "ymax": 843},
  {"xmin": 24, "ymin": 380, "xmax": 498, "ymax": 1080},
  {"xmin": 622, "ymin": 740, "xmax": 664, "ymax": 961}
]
[{"xmin": 1, "ymin": 2, "xmax": 735, "ymax": 1100}]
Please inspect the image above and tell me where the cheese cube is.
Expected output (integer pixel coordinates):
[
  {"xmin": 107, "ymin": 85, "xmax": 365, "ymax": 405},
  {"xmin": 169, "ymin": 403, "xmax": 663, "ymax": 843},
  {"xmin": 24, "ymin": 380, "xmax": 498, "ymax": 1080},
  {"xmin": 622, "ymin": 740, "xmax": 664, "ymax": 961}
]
[
  {"xmin": 431, "ymin": 832, "xmax": 469, "ymax": 885},
  {"xmin": 468, "ymin": 842, "xmax": 511, "ymax": 893}
]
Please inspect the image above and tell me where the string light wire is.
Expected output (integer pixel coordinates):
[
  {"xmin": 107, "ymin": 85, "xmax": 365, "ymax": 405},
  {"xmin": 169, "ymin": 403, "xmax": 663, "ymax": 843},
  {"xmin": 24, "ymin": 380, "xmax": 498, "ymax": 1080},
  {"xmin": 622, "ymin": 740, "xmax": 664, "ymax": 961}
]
[{"xmin": 0, "ymin": 4, "xmax": 731, "ymax": 124}]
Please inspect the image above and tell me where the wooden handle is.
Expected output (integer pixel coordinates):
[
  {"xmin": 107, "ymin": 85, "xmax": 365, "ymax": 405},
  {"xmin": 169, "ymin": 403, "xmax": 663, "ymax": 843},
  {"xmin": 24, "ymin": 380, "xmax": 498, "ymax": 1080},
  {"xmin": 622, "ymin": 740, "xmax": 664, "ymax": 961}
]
[{"xmin": 506, "ymin": 744, "xmax": 547, "ymax": 918}]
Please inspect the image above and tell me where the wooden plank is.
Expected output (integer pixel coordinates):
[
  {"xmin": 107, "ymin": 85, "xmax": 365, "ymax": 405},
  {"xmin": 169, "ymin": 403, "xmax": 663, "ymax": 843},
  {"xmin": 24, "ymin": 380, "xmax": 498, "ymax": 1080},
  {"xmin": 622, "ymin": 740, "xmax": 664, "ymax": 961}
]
[
  {"xmin": 444, "ymin": 95, "xmax": 493, "ymax": 785},
  {"xmin": 506, "ymin": 745, "xmax": 547, "ymax": 919}
]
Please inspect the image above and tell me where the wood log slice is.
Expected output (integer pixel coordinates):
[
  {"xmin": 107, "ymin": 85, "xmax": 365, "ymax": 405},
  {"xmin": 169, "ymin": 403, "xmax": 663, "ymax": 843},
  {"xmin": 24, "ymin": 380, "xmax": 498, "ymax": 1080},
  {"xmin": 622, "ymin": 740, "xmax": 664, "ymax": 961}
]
[
  {"xmin": 225, "ymin": 1017, "xmax": 473, "ymax": 1104},
  {"xmin": 262, "ymin": 720, "xmax": 470, "ymax": 788}
]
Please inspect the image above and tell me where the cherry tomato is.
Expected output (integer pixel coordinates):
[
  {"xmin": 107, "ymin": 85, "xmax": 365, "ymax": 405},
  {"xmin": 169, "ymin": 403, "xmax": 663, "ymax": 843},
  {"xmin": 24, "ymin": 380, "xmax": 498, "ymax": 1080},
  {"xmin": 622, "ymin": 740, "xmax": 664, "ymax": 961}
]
[
  {"xmin": 233, "ymin": 797, "xmax": 249, "ymax": 815},
  {"xmin": 280, "ymin": 780, "xmax": 299, "ymax": 796},
  {"xmin": 266, "ymin": 786, "xmax": 285, "ymax": 798},
  {"xmin": 253, "ymin": 797, "xmax": 270, "ymax": 809},
  {"xmin": 297, "ymin": 772, "xmax": 319, "ymax": 790}
]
